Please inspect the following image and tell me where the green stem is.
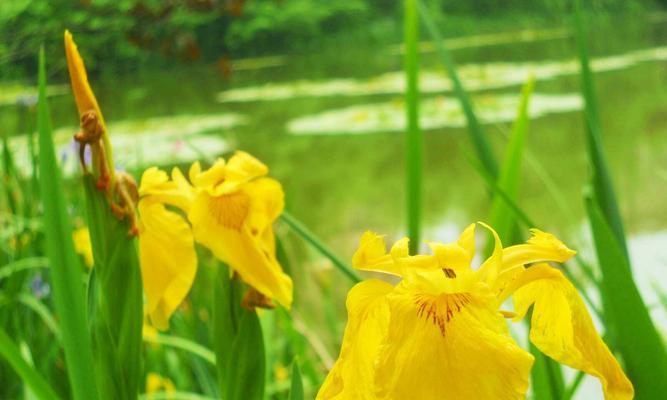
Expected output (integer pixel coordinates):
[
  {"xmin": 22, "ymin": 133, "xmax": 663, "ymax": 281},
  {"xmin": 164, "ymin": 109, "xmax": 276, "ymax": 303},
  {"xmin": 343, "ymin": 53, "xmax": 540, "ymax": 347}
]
[
  {"xmin": 280, "ymin": 211, "xmax": 361, "ymax": 283},
  {"xmin": 404, "ymin": 0, "xmax": 422, "ymax": 254}
]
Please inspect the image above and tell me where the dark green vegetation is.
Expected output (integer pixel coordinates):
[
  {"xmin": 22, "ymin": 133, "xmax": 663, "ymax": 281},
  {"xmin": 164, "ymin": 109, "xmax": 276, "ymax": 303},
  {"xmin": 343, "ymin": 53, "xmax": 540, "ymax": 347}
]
[{"xmin": 0, "ymin": 0, "xmax": 661, "ymax": 79}]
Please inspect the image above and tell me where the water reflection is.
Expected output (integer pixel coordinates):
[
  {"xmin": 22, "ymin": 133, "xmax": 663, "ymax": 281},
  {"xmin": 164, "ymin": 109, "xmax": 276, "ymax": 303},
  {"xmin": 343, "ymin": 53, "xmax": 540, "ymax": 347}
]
[{"xmin": 288, "ymin": 93, "xmax": 582, "ymax": 135}]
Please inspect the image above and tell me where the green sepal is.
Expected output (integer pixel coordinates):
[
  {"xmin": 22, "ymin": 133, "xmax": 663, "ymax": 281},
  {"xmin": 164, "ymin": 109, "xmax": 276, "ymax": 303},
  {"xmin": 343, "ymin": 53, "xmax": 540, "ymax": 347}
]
[{"xmin": 83, "ymin": 175, "xmax": 143, "ymax": 400}]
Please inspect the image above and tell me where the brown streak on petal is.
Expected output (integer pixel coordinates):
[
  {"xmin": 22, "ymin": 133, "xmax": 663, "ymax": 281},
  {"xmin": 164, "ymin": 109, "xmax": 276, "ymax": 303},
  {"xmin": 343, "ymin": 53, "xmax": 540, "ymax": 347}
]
[{"xmin": 414, "ymin": 293, "xmax": 471, "ymax": 337}]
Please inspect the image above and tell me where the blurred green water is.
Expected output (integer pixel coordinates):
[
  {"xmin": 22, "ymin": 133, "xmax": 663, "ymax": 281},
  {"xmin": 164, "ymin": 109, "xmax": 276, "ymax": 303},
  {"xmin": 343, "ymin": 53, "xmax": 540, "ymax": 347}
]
[{"xmin": 1, "ymin": 18, "xmax": 665, "ymax": 263}]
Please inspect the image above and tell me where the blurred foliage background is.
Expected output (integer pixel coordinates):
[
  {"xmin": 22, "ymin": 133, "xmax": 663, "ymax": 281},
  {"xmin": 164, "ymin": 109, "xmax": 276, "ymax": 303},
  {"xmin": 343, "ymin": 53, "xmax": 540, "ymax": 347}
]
[{"xmin": 0, "ymin": 0, "xmax": 661, "ymax": 78}]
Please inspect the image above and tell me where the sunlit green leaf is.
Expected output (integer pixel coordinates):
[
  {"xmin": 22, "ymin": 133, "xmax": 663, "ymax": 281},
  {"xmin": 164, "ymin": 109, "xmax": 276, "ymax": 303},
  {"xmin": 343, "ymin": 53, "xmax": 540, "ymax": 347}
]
[
  {"xmin": 585, "ymin": 194, "xmax": 667, "ymax": 398},
  {"xmin": 37, "ymin": 46, "xmax": 99, "ymax": 400}
]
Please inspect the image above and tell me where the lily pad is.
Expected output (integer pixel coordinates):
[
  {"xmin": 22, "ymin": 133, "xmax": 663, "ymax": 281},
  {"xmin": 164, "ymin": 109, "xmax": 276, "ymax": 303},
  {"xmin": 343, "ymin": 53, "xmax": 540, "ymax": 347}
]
[
  {"xmin": 218, "ymin": 46, "xmax": 667, "ymax": 103},
  {"xmin": 287, "ymin": 93, "xmax": 582, "ymax": 135}
]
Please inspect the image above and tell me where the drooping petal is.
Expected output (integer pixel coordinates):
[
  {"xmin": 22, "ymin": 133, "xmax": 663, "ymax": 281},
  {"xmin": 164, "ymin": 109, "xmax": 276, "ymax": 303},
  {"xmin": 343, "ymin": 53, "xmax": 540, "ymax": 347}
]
[
  {"xmin": 374, "ymin": 281, "xmax": 533, "ymax": 400},
  {"xmin": 188, "ymin": 191, "xmax": 292, "ymax": 308},
  {"xmin": 139, "ymin": 167, "xmax": 194, "ymax": 212},
  {"xmin": 138, "ymin": 201, "xmax": 197, "ymax": 330},
  {"xmin": 510, "ymin": 263, "xmax": 633, "ymax": 400},
  {"xmin": 428, "ymin": 223, "xmax": 476, "ymax": 273},
  {"xmin": 317, "ymin": 280, "xmax": 393, "ymax": 400}
]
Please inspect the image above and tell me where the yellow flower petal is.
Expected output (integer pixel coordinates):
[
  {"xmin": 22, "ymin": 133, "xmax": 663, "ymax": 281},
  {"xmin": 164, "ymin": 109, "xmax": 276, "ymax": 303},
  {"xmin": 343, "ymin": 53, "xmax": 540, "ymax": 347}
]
[
  {"xmin": 190, "ymin": 151, "xmax": 268, "ymax": 196},
  {"xmin": 352, "ymin": 232, "xmax": 435, "ymax": 276},
  {"xmin": 374, "ymin": 280, "xmax": 533, "ymax": 400},
  {"xmin": 64, "ymin": 31, "xmax": 104, "ymax": 121},
  {"xmin": 64, "ymin": 31, "xmax": 114, "ymax": 175},
  {"xmin": 476, "ymin": 221, "xmax": 504, "ymax": 284},
  {"xmin": 245, "ymin": 177, "xmax": 284, "ymax": 235},
  {"xmin": 511, "ymin": 264, "xmax": 633, "ymax": 400},
  {"xmin": 188, "ymin": 190, "xmax": 292, "ymax": 308},
  {"xmin": 317, "ymin": 279, "xmax": 393, "ymax": 400},
  {"xmin": 139, "ymin": 167, "xmax": 194, "ymax": 212},
  {"xmin": 502, "ymin": 229, "xmax": 576, "ymax": 271},
  {"xmin": 146, "ymin": 372, "xmax": 175, "ymax": 395},
  {"xmin": 138, "ymin": 201, "xmax": 197, "ymax": 330},
  {"xmin": 428, "ymin": 223, "xmax": 476, "ymax": 272},
  {"xmin": 351, "ymin": 231, "xmax": 398, "ymax": 274},
  {"xmin": 72, "ymin": 227, "xmax": 94, "ymax": 269}
]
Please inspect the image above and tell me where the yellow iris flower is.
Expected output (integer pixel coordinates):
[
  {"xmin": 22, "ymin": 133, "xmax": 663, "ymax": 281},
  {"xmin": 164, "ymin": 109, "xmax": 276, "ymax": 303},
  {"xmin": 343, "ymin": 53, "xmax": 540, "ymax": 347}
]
[
  {"xmin": 318, "ymin": 223, "xmax": 633, "ymax": 400},
  {"xmin": 138, "ymin": 152, "xmax": 293, "ymax": 330},
  {"xmin": 145, "ymin": 372, "xmax": 175, "ymax": 398},
  {"xmin": 72, "ymin": 227, "xmax": 94, "ymax": 269}
]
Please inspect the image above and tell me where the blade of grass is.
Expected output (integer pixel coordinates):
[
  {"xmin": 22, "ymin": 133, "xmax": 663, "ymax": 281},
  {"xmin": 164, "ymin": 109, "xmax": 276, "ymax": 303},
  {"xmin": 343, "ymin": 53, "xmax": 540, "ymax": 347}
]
[
  {"xmin": 417, "ymin": 0, "xmax": 498, "ymax": 178},
  {"xmin": 585, "ymin": 193, "xmax": 667, "ymax": 397},
  {"xmin": 289, "ymin": 359, "xmax": 305, "ymax": 400},
  {"xmin": 404, "ymin": 0, "xmax": 422, "ymax": 254},
  {"xmin": 562, "ymin": 370, "xmax": 586, "ymax": 400},
  {"xmin": 280, "ymin": 211, "xmax": 361, "ymax": 283},
  {"xmin": 144, "ymin": 334, "xmax": 216, "ymax": 366},
  {"xmin": 0, "ymin": 329, "xmax": 60, "ymax": 400},
  {"xmin": 574, "ymin": 1, "xmax": 628, "ymax": 257},
  {"xmin": 37, "ymin": 46, "xmax": 98, "ymax": 400},
  {"xmin": 488, "ymin": 75, "xmax": 534, "ymax": 245}
]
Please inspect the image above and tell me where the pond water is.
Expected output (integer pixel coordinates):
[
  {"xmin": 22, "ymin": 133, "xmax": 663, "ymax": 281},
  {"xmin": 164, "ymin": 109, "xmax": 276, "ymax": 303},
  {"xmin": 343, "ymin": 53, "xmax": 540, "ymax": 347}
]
[{"xmin": 1, "ymin": 17, "xmax": 666, "ymax": 399}]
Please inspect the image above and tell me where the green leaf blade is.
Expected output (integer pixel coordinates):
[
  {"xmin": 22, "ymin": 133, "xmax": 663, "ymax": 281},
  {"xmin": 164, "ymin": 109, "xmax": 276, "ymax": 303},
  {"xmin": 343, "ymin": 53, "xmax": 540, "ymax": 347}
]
[
  {"xmin": 586, "ymin": 195, "xmax": 667, "ymax": 398},
  {"xmin": 0, "ymin": 329, "xmax": 60, "ymax": 400},
  {"xmin": 225, "ymin": 310, "xmax": 266, "ymax": 400},
  {"xmin": 288, "ymin": 359, "xmax": 304, "ymax": 400},
  {"xmin": 36, "ymin": 47, "xmax": 99, "ymax": 400}
]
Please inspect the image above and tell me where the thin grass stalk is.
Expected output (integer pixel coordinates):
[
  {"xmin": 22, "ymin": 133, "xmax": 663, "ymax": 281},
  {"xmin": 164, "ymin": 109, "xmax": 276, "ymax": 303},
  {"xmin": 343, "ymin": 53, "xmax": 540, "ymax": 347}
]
[
  {"xmin": 36, "ymin": 47, "xmax": 98, "ymax": 400},
  {"xmin": 0, "ymin": 329, "xmax": 60, "ymax": 400},
  {"xmin": 417, "ymin": 0, "xmax": 498, "ymax": 178},
  {"xmin": 144, "ymin": 334, "xmax": 216, "ymax": 366},
  {"xmin": 574, "ymin": 0, "xmax": 628, "ymax": 256},
  {"xmin": 289, "ymin": 359, "xmax": 305, "ymax": 400},
  {"xmin": 280, "ymin": 211, "xmax": 361, "ymax": 283},
  {"xmin": 404, "ymin": 0, "xmax": 422, "ymax": 254}
]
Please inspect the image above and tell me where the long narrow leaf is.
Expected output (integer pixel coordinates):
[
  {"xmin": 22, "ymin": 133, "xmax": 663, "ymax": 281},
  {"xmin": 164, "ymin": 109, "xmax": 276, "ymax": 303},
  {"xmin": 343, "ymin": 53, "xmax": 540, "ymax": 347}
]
[
  {"xmin": 144, "ymin": 334, "xmax": 216, "ymax": 366},
  {"xmin": 0, "ymin": 329, "xmax": 60, "ymax": 400},
  {"xmin": 280, "ymin": 211, "xmax": 361, "ymax": 283},
  {"xmin": 404, "ymin": 0, "xmax": 422, "ymax": 253},
  {"xmin": 289, "ymin": 359, "xmax": 305, "ymax": 400},
  {"xmin": 574, "ymin": 1, "xmax": 628, "ymax": 256},
  {"xmin": 37, "ymin": 47, "xmax": 98, "ymax": 400},
  {"xmin": 488, "ymin": 75, "xmax": 534, "ymax": 244},
  {"xmin": 417, "ymin": 0, "xmax": 498, "ymax": 178},
  {"xmin": 585, "ymin": 194, "xmax": 667, "ymax": 398},
  {"xmin": 225, "ymin": 310, "xmax": 266, "ymax": 400}
]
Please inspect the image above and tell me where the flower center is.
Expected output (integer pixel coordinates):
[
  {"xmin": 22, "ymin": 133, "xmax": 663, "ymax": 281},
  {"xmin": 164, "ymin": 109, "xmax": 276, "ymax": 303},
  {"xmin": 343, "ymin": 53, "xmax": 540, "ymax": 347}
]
[
  {"xmin": 207, "ymin": 192, "xmax": 250, "ymax": 231},
  {"xmin": 414, "ymin": 292, "xmax": 471, "ymax": 337}
]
